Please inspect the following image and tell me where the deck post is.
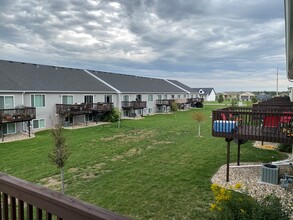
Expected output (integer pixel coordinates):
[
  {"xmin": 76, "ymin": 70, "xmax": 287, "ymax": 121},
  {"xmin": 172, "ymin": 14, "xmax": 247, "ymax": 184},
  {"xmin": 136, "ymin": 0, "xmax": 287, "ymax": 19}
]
[
  {"xmin": 28, "ymin": 121, "xmax": 31, "ymax": 138},
  {"xmin": 237, "ymin": 140, "xmax": 241, "ymax": 166},
  {"xmin": 1, "ymin": 124, "xmax": 4, "ymax": 142},
  {"xmin": 225, "ymin": 138, "xmax": 231, "ymax": 182}
]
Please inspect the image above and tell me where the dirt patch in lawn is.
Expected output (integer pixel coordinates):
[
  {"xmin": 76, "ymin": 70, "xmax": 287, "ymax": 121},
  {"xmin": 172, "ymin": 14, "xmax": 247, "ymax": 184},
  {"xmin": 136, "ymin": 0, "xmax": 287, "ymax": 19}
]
[
  {"xmin": 100, "ymin": 129, "xmax": 155, "ymax": 143},
  {"xmin": 39, "ymin": 175, "xmax": 61, "ymax": 191}
]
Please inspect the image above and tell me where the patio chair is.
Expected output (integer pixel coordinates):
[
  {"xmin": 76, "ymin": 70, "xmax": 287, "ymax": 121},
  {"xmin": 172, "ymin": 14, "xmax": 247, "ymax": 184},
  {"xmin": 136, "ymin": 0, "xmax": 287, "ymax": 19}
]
[{"xmin": 262, "ymin": 115, "xmax": 280, "ymax": 134}]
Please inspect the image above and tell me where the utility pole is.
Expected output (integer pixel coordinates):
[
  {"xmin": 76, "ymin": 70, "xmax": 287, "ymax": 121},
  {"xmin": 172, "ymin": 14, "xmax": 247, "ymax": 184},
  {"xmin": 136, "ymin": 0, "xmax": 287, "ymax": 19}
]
[{"xmin": 276, "ymin": 67, "xmax": 279, "ymax": 96}]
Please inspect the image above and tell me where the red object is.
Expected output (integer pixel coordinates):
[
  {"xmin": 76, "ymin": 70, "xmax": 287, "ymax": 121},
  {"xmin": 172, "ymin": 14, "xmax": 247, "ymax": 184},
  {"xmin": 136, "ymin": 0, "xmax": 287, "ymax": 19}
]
[{"xmin": 263, "ymin": 116, "xmax": 279, "ymax": 127}]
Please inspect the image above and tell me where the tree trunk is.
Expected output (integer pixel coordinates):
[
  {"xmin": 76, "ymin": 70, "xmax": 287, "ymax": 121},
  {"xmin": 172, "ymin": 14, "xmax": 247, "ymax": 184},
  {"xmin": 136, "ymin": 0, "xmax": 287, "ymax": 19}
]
[
  {"xmin": 198, "ymin": 123, "xmax": 201, "ymax": 137},
  {"xmin": 61, "ymin": 167, "xmax": 64, "ymax": 194}
]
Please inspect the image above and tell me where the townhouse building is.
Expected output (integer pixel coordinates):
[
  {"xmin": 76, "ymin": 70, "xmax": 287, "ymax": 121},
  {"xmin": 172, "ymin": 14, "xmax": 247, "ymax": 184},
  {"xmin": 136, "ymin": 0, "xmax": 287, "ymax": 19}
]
[{"xmin": 0, "ymin": 59, "xmax": 199, "ymax": 135}]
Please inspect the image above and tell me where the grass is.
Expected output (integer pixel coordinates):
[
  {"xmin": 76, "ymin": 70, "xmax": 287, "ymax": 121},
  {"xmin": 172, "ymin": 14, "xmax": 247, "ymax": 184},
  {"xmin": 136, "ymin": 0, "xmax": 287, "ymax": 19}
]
[{"xmin": 0, "ymin": 106, "xmax": 283, "ymax": 219}]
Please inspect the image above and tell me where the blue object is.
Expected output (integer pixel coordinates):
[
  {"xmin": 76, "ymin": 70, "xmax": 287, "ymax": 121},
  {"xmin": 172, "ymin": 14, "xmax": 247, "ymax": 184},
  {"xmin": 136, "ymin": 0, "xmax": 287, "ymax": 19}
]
[{"xmin": 213, "ymin": 120, "xmax": 238, "ymax": 133}]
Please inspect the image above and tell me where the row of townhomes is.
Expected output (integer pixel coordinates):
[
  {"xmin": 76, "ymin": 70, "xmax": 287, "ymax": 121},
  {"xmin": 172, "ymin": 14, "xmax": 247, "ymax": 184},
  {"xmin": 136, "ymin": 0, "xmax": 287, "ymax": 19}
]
[{"xmin": 0, "ymin": 59, "xmax": 212, "ymax": 135}]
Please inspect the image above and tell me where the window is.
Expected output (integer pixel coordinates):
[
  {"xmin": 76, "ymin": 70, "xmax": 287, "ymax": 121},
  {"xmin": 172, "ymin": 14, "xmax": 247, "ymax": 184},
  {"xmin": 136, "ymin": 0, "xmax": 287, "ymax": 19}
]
[
  {"xmin": 164, "ymin": 94, "xmax": 167, "ymax": 99},
  {"xmin": 183, "ymin": 94, "xmax": 186, "ymax": 98},
  {"xmin": 32, "ymin": 119, "xmax": 45, "ymax": 129},
  {"xmin": 148, "ymin": 95, "xmax": 153, "ymax": 101},
  {"xmin": 84, "ymin": 95, "xmax": 94, "ymax": 103},
  {"xmin": 148, "ymin": 108, "xmax": 152, "ymax": 113},
  {"xmin": 2, "ymin": 123, "xmax": 16, "ymax": 134},
  {"xmin": 177, "ymin": 95, "xmax": 181, "ymax": 98},
  {"xmin": 62, "ymin": 95, "xmax": 73, "ymax": 104},
  {"xmin": 0, "ymin": 96, "xmax": 14, "ymax": 109},
  {"xmin": 31, "ymin": 95, "xmax": 45, "ymax": 107},
  {"xmin": 123, "ymin": 95, "xmax": 129, "ymax": 102},
  {"xmin": 104, "ymin": 95, "xmax": 112, "ymax": 103},
  {"xmin": 171, "ymin": 95, "xmax": 175, "ymax": 99},
  {"xmin": 157, "ymin": 95, "xmax": 162, "ymax": 100}
]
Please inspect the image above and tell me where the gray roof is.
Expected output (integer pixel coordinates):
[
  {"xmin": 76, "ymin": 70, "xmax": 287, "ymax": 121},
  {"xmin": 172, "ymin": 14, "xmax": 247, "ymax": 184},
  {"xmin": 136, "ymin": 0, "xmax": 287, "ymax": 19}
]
[
  {"xmin": 0, "ymin": 60, "xmax": 115, "ymax": 92},
  {"xmin": 88, "ymin": 70, "xmax": 186, "ymax": 93},
  {"xmin": 167, "ymin": 80, "xmax": 193, "ymax": 92},
  {"xmin": 192, "ymin": 88, "xmax": 215, "ymax": 95}
]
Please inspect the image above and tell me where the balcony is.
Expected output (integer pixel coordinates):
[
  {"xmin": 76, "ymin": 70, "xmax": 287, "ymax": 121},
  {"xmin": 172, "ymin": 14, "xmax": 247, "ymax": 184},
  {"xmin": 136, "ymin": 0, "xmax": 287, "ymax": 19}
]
[
  {"xmin": 187, "ymin": 98, "xmax": 204, "ymax": 108},
  {"xmin": 155, "ymin": 99, "xmax": 175, "ymax": 106},
  {"xmin": 0, "ymin": 107, "xmax": 36, "ymax": 124},
  {"xmin": 0, "ymin": 172, "xmax": 129, "ymax": 220},
  {"xmin": 121, "ymin": 101, "xmax": 146, "ymax": 109},
  {"xmin": 212, "ymin": 107, "xmax": 293, "ymax": 145},
  {"xmin": 92, "ymin": 102, "xmax": 114, "ymax": 112},
  {"xmin": 56, "ymin": 103, "xmax": 93, "ymax": 116}
]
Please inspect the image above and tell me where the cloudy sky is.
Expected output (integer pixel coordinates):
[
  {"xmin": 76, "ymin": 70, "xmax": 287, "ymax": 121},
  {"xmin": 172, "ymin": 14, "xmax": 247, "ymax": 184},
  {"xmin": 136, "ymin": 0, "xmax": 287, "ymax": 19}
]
[{"xmin": 0, "ymin": 0, "xmax": 289, "ymax": 92}]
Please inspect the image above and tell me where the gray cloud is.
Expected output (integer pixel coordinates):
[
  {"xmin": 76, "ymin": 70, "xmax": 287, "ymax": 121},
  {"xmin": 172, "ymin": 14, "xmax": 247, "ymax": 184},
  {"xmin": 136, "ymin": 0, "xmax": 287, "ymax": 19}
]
[{"xmin": 0, "ymin": 0, "xmax": 288, "ymax": 92}]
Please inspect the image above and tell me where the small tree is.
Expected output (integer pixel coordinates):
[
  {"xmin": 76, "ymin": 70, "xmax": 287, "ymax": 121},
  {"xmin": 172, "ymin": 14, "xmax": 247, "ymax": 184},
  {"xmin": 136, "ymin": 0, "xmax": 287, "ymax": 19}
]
[
  {"xmin": 192, "ymin": 112, "xmax": 206, "ymax": 137},
  {"xmin": 251, "ymin": 96, "xmax": 258, "ymax": 103},
  {"xmin": 49, "ymin": 120, "xmax": 69, "ymax": 193},
  {"xmin": 218, "ymin": 94, "xmax": 224, "ymax": 103},
  {"xmin": 171, "ymin": 102, "xmax": 178, "ymax": 113},
  {"xmin": 231, "ymin": 98, "xmax": 238, "ymax": 107}
]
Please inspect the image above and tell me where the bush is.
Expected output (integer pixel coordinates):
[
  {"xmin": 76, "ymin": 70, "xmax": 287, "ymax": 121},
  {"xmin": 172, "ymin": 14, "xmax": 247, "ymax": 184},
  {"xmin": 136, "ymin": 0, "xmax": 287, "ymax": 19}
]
[
  {"xmin": 218, "ymin": 95, "xmax": 224, "ymax": 103},
  {"xmin": 101, "ymin": 108, "xmax": 120, "ymax": 122},
  {"xmin": 171, "ymin": 102, "xmax": 178, "ymax": 112},
  {"xmin": 210, "ymin": 183, "xmax": 289, "ymax": 220},
  {"xmin": 278, "ymin": 144, "xmax": 292, "ymax": 153},
  {"xmin": 231, "ymin": 99, "xmax": 238, "ymax": 107}
]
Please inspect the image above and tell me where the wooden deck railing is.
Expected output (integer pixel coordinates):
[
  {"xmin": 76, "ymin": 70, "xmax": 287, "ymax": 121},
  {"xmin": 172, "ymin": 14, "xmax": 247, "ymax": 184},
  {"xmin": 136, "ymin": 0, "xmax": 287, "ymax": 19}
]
[
  {"xmin": 0, "ymin": 173, "xmax": 129, "ymax": 220},
  {"xmin": 56, "ymin": 103, "xmax": 114, "ymax": 116},
  {"xmin": 187, "ymin": 98, "xmax": 204, "ymax": 108},
  {"xmin": 187, "ymin": 98, "xmax": 204, "ymax": 104},
  {"xmin": 212, "ymin": 107, "xmax": 293, "ymax": 144},
  {"xmin": 155, "ymin": 99, "xmax": 175, "ymax": 106},
  {"xmin": 0, "ymin": 107, "xmax": 36, "ymax": 124},
  {"xmin": 92, "ymin": 102, "xmax": 114, "ymax": 112},
  {"xmin": 121, "ymin": 101, "xmax": 146, "ymax": 109}
]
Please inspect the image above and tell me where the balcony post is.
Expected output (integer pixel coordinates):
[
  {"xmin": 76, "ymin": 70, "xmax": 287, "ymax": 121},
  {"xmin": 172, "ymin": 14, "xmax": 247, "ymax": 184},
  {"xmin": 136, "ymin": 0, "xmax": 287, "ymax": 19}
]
[
  {"xmin": 225, "ymin": 138, "xmax": 232, "ymax": 182},
  {"xmin": 28, "ymin": 121, "xmax": 31, "ymax": 138},
  {"xmin": 237, "ymin": 140, "xmax": 241, "ymax": 166}
]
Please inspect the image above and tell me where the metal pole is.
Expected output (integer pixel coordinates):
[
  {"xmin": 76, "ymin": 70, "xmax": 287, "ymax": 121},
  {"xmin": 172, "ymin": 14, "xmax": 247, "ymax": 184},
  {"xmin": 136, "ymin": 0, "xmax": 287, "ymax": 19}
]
[
  {"xmin": 226, "ymin": 138, "xmax": 231, "ymax": 182},
  {"xmin": 28, "ymin": 121, "xmax": 31, "ymax": 137},
  {"xmin": 237, "ymin": 140, "xmax": 241, "ymax": 166}
]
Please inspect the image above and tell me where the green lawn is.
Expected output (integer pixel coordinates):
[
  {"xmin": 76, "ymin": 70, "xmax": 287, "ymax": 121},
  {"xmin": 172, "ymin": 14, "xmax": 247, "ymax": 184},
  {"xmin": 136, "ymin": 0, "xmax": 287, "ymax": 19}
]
[{"xmin": 0, "ymin": 106, "xmax": 283, "ymax": 219}]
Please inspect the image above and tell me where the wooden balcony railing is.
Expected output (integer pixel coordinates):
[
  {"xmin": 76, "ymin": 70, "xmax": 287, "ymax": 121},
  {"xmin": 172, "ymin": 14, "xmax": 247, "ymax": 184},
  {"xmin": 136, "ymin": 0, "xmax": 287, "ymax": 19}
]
[
  {"xmin": 0, "ymin": 107, "xmax": 36, "ymax": 124},
  {"xmin": 187, "ymin": 98, "xmax": 204, "ymax": 104},
  {"xmin": 92, "ymin": 102, "xmax": 114, "ymax": 112},
  {"xmin": 56, "ymin": 103, "xmax": 114, "ymax": 116},
  {"xmin": 212, "ymin": 107, "xmax": 293, "ymax": 144},
  {"xmin": 121, "ymin": 101, "xmax": 146, "ymax": 109},
  {"xmin": 56, "ymin": 104, "xmax": 92, "ymax": 116},
  {"xmin": 0, "ymin": 172, "xmax": 129, "ymax": 220},
  {"xmin": 187, "ymin": 98, "xmax": 204, "ymax": 108},
  {"xmin": 155, "ymin": 99, "xmax": 175, "ymax": 106}
]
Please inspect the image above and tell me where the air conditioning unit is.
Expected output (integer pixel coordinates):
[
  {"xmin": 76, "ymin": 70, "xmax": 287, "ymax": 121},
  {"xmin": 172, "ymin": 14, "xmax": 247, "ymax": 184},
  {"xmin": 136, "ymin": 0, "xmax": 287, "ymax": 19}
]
[{"xmin": 261, "ymin": 164, "xmax": 279, "ymax": 185}]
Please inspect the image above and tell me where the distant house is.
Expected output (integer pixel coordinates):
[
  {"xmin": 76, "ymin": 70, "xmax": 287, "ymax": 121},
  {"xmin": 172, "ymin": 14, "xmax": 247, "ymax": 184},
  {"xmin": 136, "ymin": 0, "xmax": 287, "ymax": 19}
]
[
  {"xmin": 192, "ymin": 88, "xmax": 216, "ymax": 101},
  {"xmin": 218, "ymin": 91, "xmax": 255, "ymax": 101}
]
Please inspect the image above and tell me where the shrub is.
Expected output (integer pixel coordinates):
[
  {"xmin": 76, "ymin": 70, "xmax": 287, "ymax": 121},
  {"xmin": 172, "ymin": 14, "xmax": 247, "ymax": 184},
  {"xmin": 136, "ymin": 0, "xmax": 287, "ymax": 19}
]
[
  {"xmin": 210, "ymin": 183, "xmax": 289, "ymax": 220},
  {"xmin": 218, "ymin": 95, "xmax": 224, "ymax": 103},
  {"xmin": 278, "ymin": 144, "xmax": 292, "ymax": 153},
  {"xmin": 171, "ymin": 102, "xmax": 178, "ymax": 112},
  {"xmin": 231, "ymin": 98, "xmax": 238, "ymax": 107},
  {"xmin": 101, "ymin": 108, "xmax": 120, "ymax": 122}
]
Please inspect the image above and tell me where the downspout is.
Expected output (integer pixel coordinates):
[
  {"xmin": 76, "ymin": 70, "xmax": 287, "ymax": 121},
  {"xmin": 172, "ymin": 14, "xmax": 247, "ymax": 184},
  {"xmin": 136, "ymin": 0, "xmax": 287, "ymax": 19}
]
[{"xmin": 22, "ymin": 91, "xmax": 26, "ymax": 106}]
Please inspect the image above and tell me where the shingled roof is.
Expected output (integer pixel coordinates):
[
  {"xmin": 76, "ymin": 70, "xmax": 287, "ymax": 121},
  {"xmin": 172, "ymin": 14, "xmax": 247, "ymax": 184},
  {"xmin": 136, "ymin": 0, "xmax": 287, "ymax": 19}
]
[
  {"xmin": 88, "ymin": 70, "xmax": 187, "ymax": 93},
  {"xmin": 0, "ymin": 60, "xmax": 115, "ymax": 93},
  {"xmin": 167, "ymin": 79, "xmax": 193, "ymax": 92}
]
